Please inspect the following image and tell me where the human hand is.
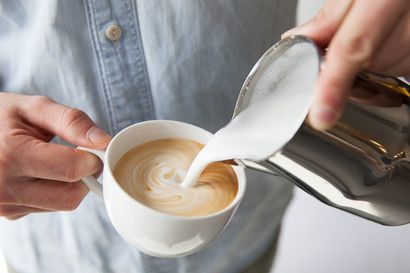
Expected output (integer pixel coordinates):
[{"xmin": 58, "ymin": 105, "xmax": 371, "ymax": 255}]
[
  {"xmin": 0, "ymin": 93, "xmax": 111, "ymax": 220},
  {"xmin": 282, "ymin": 0, "xmax": 410, "ymax": 130}
]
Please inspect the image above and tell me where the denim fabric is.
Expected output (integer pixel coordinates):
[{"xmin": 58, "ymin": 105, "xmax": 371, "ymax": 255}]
[{"xmin": 0, "ymin": 1, "xmax": 296, "ymax": 272}]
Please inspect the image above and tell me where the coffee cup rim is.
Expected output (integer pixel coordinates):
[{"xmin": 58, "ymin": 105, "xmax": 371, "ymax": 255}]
[{"xmin": 105, "ymin": 119, "xmax": 247, "ymax": 220}]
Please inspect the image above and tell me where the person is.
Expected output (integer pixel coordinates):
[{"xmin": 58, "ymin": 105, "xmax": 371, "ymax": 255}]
[
  {"xmin": 0, "ymin": 1, "xmax": 296, "ymax": 272},
  {"xmin": 0, "ymin": 0, "xmax": 409, "ymax": 273}
]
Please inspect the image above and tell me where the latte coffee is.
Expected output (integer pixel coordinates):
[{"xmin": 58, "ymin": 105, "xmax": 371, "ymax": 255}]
[{"xmin": 113, "ymin": 138, "xmax": 238, "ymax": 217}]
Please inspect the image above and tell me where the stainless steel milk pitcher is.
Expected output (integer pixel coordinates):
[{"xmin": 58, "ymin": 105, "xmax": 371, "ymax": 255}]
[{"xmin": 234, "ymin": 35, "xmax": 410, "ymax": 226}]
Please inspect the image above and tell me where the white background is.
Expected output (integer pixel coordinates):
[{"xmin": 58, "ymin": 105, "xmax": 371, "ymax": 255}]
[
  {"xmin": 271, "ymin": 1, "xmax": 410, "ymax": 272},
  {"xmin": 272, "ymin": 189, "xmax": 410, "ymax": 273}
]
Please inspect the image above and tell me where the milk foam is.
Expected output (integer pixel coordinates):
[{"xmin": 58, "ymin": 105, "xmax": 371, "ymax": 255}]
[
  {"xmin": 181, "ymin": 43, "xmax": 318, "ymax": 187},
  {"xmin": 113, "ymin": 139, "xmax": 238, "ymax": 217}
]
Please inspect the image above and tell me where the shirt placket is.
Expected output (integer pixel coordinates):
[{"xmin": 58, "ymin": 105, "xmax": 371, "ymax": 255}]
[{"xmin": 84, "ymin": 0, "xmax": 155, "ymax": 134}]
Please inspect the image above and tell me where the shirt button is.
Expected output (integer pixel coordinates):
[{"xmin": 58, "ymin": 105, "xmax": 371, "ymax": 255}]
[{"xmin": 105, "ymin": 24, "xmax": 122, "ymax": 42}]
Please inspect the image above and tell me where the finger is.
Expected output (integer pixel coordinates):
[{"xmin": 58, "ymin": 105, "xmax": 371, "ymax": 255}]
[
  {"xmin": 18, "ymin": 96, "xmax": 111, "ymax": 149},
  {"xmin": 350, "ymin": 84, "xmax": 403, "ymax": 107},
  {"xmin": 8, "ymin": 118, "xmax": 54, "ymax": 143},
  {"xmin": 309, "ymin": 0, "xmax": 405, "ymax": 130},
  {"xmin": 5, "ymin": 178, "xmax": 89, "ymax": 211},
  {"xmin": 383, "ymin": 52, "xmax": 410, "ymax": 77},
  {"xmin": 282, "ymin": 0, "xmax": 353, "ymax": 47},
  {"xmin": 368, "ymin": 11, "xmax": 410, "ymax": 71},
  {"xmin": 16, "ymin": 137, "xmax": 102, "ymax": 182},
  {"xmin": 0, "ymin": 204, "xmax": 48, "ymax": 220}
]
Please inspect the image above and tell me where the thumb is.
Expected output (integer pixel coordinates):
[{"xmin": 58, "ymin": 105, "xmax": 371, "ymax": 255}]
[{"xmin": 19, "ymin": 96, "xmax": 111, "ymax": 149}]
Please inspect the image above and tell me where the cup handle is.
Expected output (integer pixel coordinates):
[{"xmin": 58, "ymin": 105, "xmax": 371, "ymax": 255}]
[{"xmin": 76, "ymin": 147, "xmax": 105, "ymax": 199}]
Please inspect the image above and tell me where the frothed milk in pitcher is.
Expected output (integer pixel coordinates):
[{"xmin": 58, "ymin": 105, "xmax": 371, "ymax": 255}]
[{"xmin": 181, "ymin": 42, "xmax": 318, "ymax": 187}]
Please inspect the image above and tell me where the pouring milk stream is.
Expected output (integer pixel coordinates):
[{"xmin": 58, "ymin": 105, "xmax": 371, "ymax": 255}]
[{"xmin": 181, "ymin": 41, "xmax": 318, "ymax": 187}]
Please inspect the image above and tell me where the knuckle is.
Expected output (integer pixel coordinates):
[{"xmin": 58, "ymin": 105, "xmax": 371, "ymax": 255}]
[
  {"xmin": 61, "ymin": 108, "xmax": 88, "ymax": 131},
  {"xmin": 31, "ymin": 95, "xmax": 53, "ymax": 107},
  {"xmin": 336, "ymin": 35, "xmax": 374, "ymax": 65},
  {"xmin": 313, "ymin": 8, "xmax": 338, "ymax": 37},
  {"xmin": 315, "ymin": 8, "xmax": 327, "ymax": 23}
]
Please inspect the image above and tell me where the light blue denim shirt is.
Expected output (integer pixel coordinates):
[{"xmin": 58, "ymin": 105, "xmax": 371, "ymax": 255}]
[{"xmin": 0, "ymin": 1, "xmax": 296, "ymax": 272}]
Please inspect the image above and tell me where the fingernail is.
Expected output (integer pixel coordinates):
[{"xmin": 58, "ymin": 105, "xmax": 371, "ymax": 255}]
[
  {"xmin": 86, "ymin": 153, "xmax": 102, "ymax": 174},
  {"xmin": 309, "ymin": 106, "xmax": 338, "ymax": 130},
  {"xmin": 281, "ymin": 26, "xmax": 301, "ymax": 38},
  {"xmin": 87, "ymin": 126, "xmax": 111, "ymax": 145},
  {"xmin": 281, "ymin": 29, "xmax": 295, "ymax": 39}
]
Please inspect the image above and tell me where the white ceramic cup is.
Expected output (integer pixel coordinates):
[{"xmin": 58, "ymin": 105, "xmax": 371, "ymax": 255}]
[{"xmin": 79, "ymin": 120, "xmax": 246, "ymax": 258}]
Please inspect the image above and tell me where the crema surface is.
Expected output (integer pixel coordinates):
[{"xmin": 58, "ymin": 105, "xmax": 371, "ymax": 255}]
[{"xmin": 113, "ymin": 139, "xmax": 238, "ymax": 217}]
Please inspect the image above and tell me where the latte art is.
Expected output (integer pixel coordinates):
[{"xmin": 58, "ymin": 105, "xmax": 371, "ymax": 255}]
[{"xmin": 113, "ymin": 139, "xmax": 238, "ymax": 217}]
